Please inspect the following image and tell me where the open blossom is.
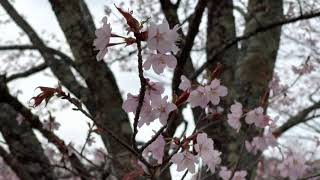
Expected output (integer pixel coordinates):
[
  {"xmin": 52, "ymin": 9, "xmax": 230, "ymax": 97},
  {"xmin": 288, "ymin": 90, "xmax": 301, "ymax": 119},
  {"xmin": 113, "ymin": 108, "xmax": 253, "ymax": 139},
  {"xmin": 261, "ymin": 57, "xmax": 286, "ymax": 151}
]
[
  {"xmin": 151, "ymin": 96, "xmax": 177, "ymax": 125},
  {"xmin": 219, "ymin": 167, "xmax": 232, "ymax": 180},
  {"xmin": 194, "ymin": 133, "xmax": 221, "ymax": 173},
  {"xmin": 171, "ymin": 151, "xmax": 199, "ymax": 173},
  {"xmin": 227, "ymin": 101, "xmax": 243, "ymax": 132},
  {"xmin": 143, "ymin": 53, "xmax": 177, "ymax": 74},
  {"xmin": 278, "ymin": 152, "xmax": 308, "ymax": 180},
  {"xmin": 93, "ymin": 17, "xmax": 112, "ymax": 61},
  {"xmin": 122, "ymin": 93, "xmax": 149, "ymax": 114},
  {"xmin": 178, "ymin": 75, "xmax": 191, "ymax": 91},
  {"xmin": 145, "ymin": 80, "xmax": 165, "ymax": 104},
  {"xmin": 245, "ymin": 107, "xmax": 270, "ymax": 128},
  {"xmin": 232, "ymin": 170, "xmax": 247, "ymax": 180},
  {"xmin": 143, "ymin": 134, "xmax": 165, "ymax": 164},
  {"xmin": 188, "ymin": 86, "xmax": 208, "ymax": 108},
  {"xmin": 245, "ymin": 131, "xmax": 277, "ymax": 154},
  {"xmin": 147, "ymin": 20, "xmax": 180, "ymax": 54},
  {"xmin": 205, "ymin": 79, "xmax": 228, "ymax": 105},
  {"xmin": 43, "ymin": 119, "xmax": 60, "ymax": 131}
]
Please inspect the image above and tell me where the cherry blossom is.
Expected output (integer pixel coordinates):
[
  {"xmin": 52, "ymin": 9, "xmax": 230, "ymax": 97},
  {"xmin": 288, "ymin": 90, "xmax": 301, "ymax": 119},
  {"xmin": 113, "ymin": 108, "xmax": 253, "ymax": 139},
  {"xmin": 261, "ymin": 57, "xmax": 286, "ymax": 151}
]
[
  {"xmin": 143, "ymin": 134, "xmax": 165, "ymax": 164},
  {"xmin": 15, "ymin": 113, "xmax": 25, "ymax": 125},
  {"xmin": 43, "ymin": 119, "xmax": 60, "ymax": 131},
  {"xmin": 278, "ymin": 152, "xmax": 308, "ymax": 180},
  {"xmin": 151, "ymin": 96, "xmax": 177, "ymax": 125},
  {"xmin": 205, "ymin": 79, "xmax": 228, "ymax": 105},
  {"xmin": 147, "ymin": 20, "xmax": 180, "ymax": 54},
  {"xmin": 292, "ymin": 62, "xmax": 314, "ymax": 75},
  {"xmin": 245, "ymin": 107, "xmax": 270, "ymax": 128},
  {"xmin": 227, "ymin": 101, "xmax": 243, "ymax": 132},
  {"xmin": 171, "ymin": 151, "xmax": 199, "ymax": 173},
  {"xmin": 93, "ymin": 17, "xmax": 112, "ymax": 61},
  {"xmin": 194, "ymin": 133, "xmax": 221, "ymax": 173},
  {"xmin": 145, "ymin": 80, "xmax": 165, "ymax": 104},
  {"xmin": 122, "ymin": 93, "xmax": 150, "ymax": 114},
  {"xmin": 245, "ymin": 131, "xmax": 277, "ymax": 154},
  {"xmin": 219, "ymin": 166, "xmax": 232, "ymax": 180},
  {"xmin": 178, "ymin": 75, "xmax": 191, "ymax": 91},
  {"xmin": 232, "ymin": 170, "xmax": 247, "ymax": 180},
  {"xmin": 143, "ymin": 53, "xmax": 177, "ymax": 74},
  {"xmin": 188, "ymin": 86, "xmax": 208, "ymax": 108}
]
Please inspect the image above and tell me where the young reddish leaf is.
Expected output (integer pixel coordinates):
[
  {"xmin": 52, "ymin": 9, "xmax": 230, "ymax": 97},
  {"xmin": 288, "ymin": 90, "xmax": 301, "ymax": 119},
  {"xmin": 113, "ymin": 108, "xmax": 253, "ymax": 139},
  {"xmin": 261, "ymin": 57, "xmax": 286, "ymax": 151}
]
[
  {"xmin": 114, "ymin": 4, "xmax": 140, "ymax": 33},
  {"xmin": 30, "ymin": 86, "xmax": 64, "ymax": 107}
]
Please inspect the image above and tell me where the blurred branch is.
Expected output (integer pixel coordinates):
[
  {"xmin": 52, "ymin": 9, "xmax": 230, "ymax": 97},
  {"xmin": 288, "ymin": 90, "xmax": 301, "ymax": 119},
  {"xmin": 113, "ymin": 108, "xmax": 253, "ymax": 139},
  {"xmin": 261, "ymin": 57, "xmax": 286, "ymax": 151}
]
[
  {"xmin": 273, "ymin": 101, "xmax": 320, "ymax": 136},
  {"xmin": 6, "ymin": 62, "xmax": 47, "ymax": 82},
  {"xmin": 0, "ymin": 145, "xmax": 33, "ymax": 180},
  {"xmin": 191, "ymin": 10, "xmax": 320, "ymax": 80}
]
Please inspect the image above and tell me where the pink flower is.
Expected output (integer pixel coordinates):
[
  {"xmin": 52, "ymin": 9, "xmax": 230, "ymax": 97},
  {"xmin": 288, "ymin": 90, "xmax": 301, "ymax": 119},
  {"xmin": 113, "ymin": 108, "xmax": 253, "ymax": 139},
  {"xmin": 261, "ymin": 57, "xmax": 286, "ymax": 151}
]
[
  {"xmin": 227, "ymin": 101, "xmax": 243, "ymax": 132},
  {"xmin": 145, "ymin": 80, "xmax": 165, "ymax": 104},
  {"xmin": 194, "ymin": 133, "xmax": 221, "ymax": 173},
  {"xmin": 245, "ymin": 107, "xmax": 270, "ymax": 128},
  {"xmin": 278, "ymin": 152, "xmax": 308, "ymax": 180},
  {"xmin": 232, "ymin": 170, "xmax": 247, "ymax": 180},
  {"xmin": 194, "ymin": 133, "xmax": 214, "ymax": 160},
  {"xmin": 219, "ymin": 167, "xmax": 232, "ymax": 180},
  {"xmin": 137, "ymin": 105, "xmax": 156, "ymax": 127},
  {"xmin": 205, "ymin": 79, "xmax": 228, "ymax": 105},
  {"xmin": 143, "ymin": 53, "xmax": 177, "ymax": 74},
  {"xmin": 147, "ymin": 20, "xmax": 180, "ymax": 54},
  {"xmin": 43, "ymin": 119, "xmax": 60, "ymax": 131},
  {"xmin": 151, "ymin": 96, "xmax": 177, "ymax": 125},
  {"xmin": 171, "ymin": 151, "xmax": 199, "ymax": 173},
  {"xmin": 93, "ymin": 17, "xmax": 112, "ymax": 61},
  {"xmin": 178, "ymin": 75, "xmax": 191, "ymax": 91},
  {"xmin": 15, "ymin": 113, "xmax": 25, "ymax": 125},
  {"xmin": 143, "ymin": 134, "xmax": 165, "ymax": 164},
  {"xmin": 188, "ymin": 86, "xmax": 208, "ymax": 108},
  {"xmin": 122, "ymin": 93, "xmax": 150, "ymax": 114},
  {"xmin": 245, "ymin": 131, "xmax": 277, "ymax": 154}
]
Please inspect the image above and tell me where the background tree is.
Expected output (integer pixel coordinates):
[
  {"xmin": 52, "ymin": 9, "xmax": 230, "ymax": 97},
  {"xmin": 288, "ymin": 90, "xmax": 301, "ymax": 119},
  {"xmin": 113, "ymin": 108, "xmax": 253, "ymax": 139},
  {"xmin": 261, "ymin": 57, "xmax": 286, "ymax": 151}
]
[{"xmin": 0, "ymin": 0, "xmax": 319, "ymax": 179}]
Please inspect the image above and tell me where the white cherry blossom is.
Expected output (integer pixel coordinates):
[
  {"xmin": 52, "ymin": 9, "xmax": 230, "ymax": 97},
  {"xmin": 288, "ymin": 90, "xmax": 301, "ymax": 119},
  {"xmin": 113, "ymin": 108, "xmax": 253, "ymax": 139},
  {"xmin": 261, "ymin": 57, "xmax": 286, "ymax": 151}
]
[
  {"xmin": 151, "ymin": 96, "xmax": 177, "ymax": 125},
  {"xmin": 178, "ymin": 75, "xmax": 191, "ymax": 91},
  {"xmin": 227, "ymin": 101, "xmax": 243, "ymax": 132},
  {"xmin": 171, "ymin": 151, "xmax": 199, "ymax": 173},
  {"xmin": 93, "ymin": 17, "xmax": 112, "ymax": 61},
  {"xmin": 143, "ymin": 134, "xmax": 165, "ymax": 164},
  {"xmin": 147, "ymin": 20, "xmax": 179, "ymax": 54},
  {"xmin": 205, "ymin": 79, "xmax": 228, "ymax": 105},
  {"xmin": 143, "ymin": 53, "xmax": 177, "ymax": 74}
]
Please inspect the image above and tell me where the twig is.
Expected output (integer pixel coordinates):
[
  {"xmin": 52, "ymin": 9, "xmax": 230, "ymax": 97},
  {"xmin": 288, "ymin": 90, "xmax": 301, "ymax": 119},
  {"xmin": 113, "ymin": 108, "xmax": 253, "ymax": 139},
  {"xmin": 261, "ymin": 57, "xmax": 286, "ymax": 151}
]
[{"xmin": 132, "ymin": 40, "xmax": 147, "ymax": 151}]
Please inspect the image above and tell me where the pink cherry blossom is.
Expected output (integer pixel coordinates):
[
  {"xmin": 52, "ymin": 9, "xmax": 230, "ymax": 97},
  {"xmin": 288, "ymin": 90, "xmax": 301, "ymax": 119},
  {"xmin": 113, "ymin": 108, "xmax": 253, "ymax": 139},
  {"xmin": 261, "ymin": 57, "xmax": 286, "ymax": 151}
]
[
  {"xmin": 122, "ymin": 93, "xmax": 150, "ymax": 114},
  {"xmin": 278, "ymin": 152, "xmax": 308, "ymax": 180},
  {"xmin": 205, "ymin": 79, "xmax": 228, "ymax": 105},
  {"xmin": 194, "ymin": 133, "xmax": 214, "ymax": 160},
  {"xmin": 227, "ymin": 101, "xmax": 243, "ymax": 132},
  {"xmin": 194, "ymin": 133, "xmax": 221, "ymax": 173},
  {"xmin": 219, "ymin": 167, "xmax": 232, "ymax": 180},
  {"xmin": 145, "ymin": 80, "xmax": 165, "ymax": 104},
  {"xmin": 178, "ymin": 75, "xmax": 191, "ymax": 91},
  {"xmin": 232, "ymin": 170, "xmax": 247, "ymax": 180},
  {"xmin": 188, "ymin": 86, "xmax": 208, "ymax": 108},
  {"xmin": 245, "ymin": 107, "xmax": 270, "ymax": 128},
  {"xmin": 171, "ymin": 151, "xmax": 199, "ymax": 173},
  {"xmin": 137, "ymin": 105, "xmax": 156, "ymax": 127},
  {"xmin": 143, "ymin": 53, "xmax": 177, "ymax": 74},
  {"xmin": 43, "ymin": 119, "xmax": 60, "ymax": 131},
  {"xmin": 151, "ymin": 96, "xmax": 177, "ymax": 125},
  {"xmin": 147, "ymin": 20, "xmax": 180, "ymax": 54},
  {"xmin": 143, "ymin": 134, "xmax": 165, "ymax": 164},
  {"xmin": 93, "ymin": 17, "xmax": 112, "ymax": 61},
  {"xmin": 245, "ymin": 131, "xmax": 277, "ymax": 154},
  {"xmin": 15, "ymin": 113, "xmax": 25, "ymax": 125}
]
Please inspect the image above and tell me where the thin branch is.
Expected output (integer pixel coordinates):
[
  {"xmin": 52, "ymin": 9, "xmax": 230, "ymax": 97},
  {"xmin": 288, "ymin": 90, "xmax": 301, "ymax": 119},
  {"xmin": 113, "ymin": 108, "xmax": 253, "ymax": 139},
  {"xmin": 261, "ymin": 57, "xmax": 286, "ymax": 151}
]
[
  {"xmin": 132, "ymin": 40, "xmax": 147, "ymax": 151},
  {"xmin": 191, "ymin": 10, "xmax": 320, "ymax": 80},
  {"xmin": 6, "ymin": 62, "xmax": 47, "ymax": 82}
]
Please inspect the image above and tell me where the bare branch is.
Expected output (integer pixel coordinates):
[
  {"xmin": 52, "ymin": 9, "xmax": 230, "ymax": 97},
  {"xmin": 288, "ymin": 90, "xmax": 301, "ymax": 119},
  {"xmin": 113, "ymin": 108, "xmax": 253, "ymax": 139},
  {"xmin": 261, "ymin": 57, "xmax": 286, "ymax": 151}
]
[
  {"xmin": 273, "ymin": 101, "xmax": 320, "ymax": 136},
  {"xmin": 191, "ymin": 10, "xmax": 320, "ymax": 80}
]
